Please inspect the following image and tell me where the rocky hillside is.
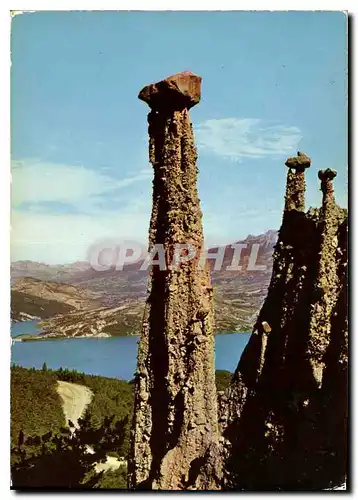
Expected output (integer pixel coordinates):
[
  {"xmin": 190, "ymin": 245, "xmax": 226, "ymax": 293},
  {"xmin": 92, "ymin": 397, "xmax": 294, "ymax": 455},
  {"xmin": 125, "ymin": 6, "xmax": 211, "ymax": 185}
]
[
  {"xmin": 11, "ymin": 230, "xmax": 278, "ymax": 335},
  {"xmin": 20, "ymin": 303, "xmax": 144, "ymax": 341},
  {"xmin": 67, "ymin": 231, "xmax": 276, "ymax": 308},
  {"xmin": 11, "ymin": 277, "xmax": 101, "ymax": 322},
  {"xmin": 19, "ymin": 292, "xmax": 257, "ymax": 341}
]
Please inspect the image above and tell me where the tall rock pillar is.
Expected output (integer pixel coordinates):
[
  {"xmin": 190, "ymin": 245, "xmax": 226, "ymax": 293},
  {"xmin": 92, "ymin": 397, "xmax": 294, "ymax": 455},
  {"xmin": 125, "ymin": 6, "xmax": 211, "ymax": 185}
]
[
  {"xmin": 308, "ymin": 169, "xmax": 340, "ymax": 387},
  {"xmin": 128, "ymin": 72, "xmax": 220, "ymax": 491},
  {"xmin": 221, "ymin": 155, "xmax": 347, "ymax": 490}
]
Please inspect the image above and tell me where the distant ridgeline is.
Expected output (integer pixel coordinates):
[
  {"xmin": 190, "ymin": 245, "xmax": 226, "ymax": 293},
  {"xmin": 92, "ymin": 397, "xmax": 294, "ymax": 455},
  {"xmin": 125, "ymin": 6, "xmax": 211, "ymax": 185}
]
[{"xmin": 220, "ymin": 155, "xmax": 348, "ymax": 490}]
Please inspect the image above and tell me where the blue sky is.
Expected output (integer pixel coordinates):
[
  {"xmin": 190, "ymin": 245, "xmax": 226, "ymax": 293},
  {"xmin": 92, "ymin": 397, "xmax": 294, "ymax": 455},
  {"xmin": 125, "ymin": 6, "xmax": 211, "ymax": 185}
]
[{"xmin": 11, "ymin": 11, "xmax": 347, "ymax": 264}]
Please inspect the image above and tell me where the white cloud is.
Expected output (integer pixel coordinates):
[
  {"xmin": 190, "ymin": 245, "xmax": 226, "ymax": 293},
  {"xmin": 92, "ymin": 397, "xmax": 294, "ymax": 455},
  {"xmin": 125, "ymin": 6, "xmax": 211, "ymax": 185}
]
[
  {"xmin": 10, "ymin": 159, "xmax": 153, "ymax": 263},
  {"xmin": 11, "ymin": 201, "xmax": 151, "ymax": 264},
  {"xmin": 11, "ymin": 159, "xmax": 151, "ymax": 209},
  {"xmin": 11, "ymin": 121, "xmax": 300, "ymax": 264},
  {"xmin": 195, "ymin": 118, "xmax": 302, "ymax": 161}
]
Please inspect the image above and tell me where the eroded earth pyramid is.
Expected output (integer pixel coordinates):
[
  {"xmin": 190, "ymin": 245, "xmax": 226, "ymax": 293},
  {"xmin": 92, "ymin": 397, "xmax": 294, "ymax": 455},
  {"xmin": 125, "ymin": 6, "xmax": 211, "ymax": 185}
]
[
  {"xmin": 220, "ymin": 153, "xmax": 348, "ymax": 490},
  {"xmin": 128, "ymin": 72, "xmax": 221, "ymax": 490}
]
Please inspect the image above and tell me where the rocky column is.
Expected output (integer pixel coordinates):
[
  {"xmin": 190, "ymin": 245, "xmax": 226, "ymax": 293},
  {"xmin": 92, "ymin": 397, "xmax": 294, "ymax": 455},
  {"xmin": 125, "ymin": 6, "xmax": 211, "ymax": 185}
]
[
  {"xmin": 307, "ymin": 169, "xmax": 340, "ymax": 387},
  {"xmin": 222, "ymin": 157, "xmax": 347, "ymax": 490},
  {"xmin": 222, "ymin": 153, "xmax": 313, "ymax": 434},
  {"xmin": 284, "ymin": 151, "xmax": 311, "ymax": 212},
  {"xmin": 265, "ymin": 151, "xmax": 311, "ymax": 317},
  {"xmin": 128, "ymin": 72, "xmax": 220, "ymax": 490},
  {"xmin": 319, "ymin": 168, "xmax": 337, "ymax": 206},
  {"xmin": 249, "ymin": 153, "xmax": 312, "ymax": 390}
]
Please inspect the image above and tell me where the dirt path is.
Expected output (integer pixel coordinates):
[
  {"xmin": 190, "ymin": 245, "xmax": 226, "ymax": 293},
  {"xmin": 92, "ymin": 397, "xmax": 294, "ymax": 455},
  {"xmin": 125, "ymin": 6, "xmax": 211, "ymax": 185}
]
[
  {"xmin": 57, "ymin": 381, "xmax": 94, "ymax": 429},
  {"xmin": 57, "ymin": 380, "xmax": 124, "ymax": 473}
]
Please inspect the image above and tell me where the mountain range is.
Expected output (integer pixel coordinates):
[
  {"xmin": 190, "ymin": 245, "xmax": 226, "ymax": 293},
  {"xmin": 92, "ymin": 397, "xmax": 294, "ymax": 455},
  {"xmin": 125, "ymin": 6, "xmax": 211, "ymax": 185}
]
[{"xmin": 11, "ymin": 230, "xmax": 278, "ymax": 339}]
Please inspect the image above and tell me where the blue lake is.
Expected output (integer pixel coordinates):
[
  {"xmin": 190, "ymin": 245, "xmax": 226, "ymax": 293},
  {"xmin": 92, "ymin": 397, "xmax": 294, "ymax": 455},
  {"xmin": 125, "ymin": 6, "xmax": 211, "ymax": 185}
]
[
  {"xmin": 11, "ymin": 321, "xmax": 251, "ymax": 380},
  {"xmin": 11, "ymin": 319, "xmax": 42, "ymax": 338}
]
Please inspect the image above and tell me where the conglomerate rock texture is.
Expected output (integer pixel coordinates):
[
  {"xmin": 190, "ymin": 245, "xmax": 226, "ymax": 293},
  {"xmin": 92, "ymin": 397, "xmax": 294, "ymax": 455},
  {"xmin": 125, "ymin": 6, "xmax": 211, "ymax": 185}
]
[
  {"xmin": 128, "ymin": 72, "xmax": 221, "ymax": 490},
  {"xmin": 221, "ymin": 155, "xmax": 348, "ymax": 490}
]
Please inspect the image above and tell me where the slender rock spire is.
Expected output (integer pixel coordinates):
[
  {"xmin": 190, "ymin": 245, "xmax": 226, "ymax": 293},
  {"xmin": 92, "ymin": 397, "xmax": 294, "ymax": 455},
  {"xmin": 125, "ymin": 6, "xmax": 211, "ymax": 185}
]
[
  {"xmin": 128, "ymin": 72, "xmax": 220, "ymax": 491},
  {"xmin": 221, "ymin": 156, "xmax": 347, "ymax": 490},
  {"xmin": 318, "ymin": 168, "xmax": 337, "ymax": 206},
  {"xmin": 284, "ymin": 151, "xmax": 311, "ymax": 212},
  {"xmin": 307, "ymin": 168, "xmax": 340, "ymax": 388}
]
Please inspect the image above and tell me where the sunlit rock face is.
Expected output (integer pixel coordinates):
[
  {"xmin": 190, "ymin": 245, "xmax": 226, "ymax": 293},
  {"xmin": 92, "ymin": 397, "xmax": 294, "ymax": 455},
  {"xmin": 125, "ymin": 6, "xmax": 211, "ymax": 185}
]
[
  {"xmin": 128, "ymin": 79, "xmax": 348, "ymax": 490},
  {"xmin": 128, "ymin": 72, "xmax": 221, "ymax": 491}
]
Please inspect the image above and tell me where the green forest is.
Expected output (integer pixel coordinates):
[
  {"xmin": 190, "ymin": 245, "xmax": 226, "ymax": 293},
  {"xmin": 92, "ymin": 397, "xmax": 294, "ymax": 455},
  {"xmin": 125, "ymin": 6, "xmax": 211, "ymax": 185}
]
[
  {"xmin": 11, "ymin": 365, "xmax": 134, "ymax": 454},
  {"xmin": 11, "ymin": 364, "xmax": 233, "ymax": 488},
  {"xmin": 11, "ymin": 365, "xmax": 65, "ymax": 449}
]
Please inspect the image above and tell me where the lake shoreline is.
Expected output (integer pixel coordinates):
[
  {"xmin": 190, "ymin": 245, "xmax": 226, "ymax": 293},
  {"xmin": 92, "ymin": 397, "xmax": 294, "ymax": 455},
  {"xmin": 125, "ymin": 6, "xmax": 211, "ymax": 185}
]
[
  {"xmin": 11, "ymin": 320, "xmax": 251, "ymax": 380},
  {"xmin": 12, "ymin": 319, "xmax": 250, "ymax": 342},
  {"xmin": 15, "ymin": 330, "xmax": 249, "ymax": 342}
]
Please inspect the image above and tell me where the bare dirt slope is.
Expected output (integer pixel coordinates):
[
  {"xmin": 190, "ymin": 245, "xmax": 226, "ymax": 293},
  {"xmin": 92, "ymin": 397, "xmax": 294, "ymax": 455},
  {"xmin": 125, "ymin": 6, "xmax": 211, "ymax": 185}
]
[
  {"xmin": 56, "ymin": 380, "xmax": 124, "ymax": 473},
  {"xmin": 57, "ymin": 380, "xmax": 93, "ymax": 429}
]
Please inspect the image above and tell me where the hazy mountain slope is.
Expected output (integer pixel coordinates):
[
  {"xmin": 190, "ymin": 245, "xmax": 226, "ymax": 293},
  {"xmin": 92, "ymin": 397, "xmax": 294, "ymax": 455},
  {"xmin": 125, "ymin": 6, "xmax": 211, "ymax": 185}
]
[
  {"xmin": 64, "ymin": 230, "xmax": 277, "ymax": 307},
  {"xmin": 11, "ymin": 290, "xmax": 75, "ymax": 322},
  {"xmin": 11, "ymin": 261, "xmax": 91, "ymax": 282},
  {"xmin": 11, "ymin": 231, "xmax": 278, "ymax": 334},
  {"xmin": 12, "ymin": 277, "xmax": 100, "ymax": 309},
  {"xmin": 11, "ymin": 277, "xmax": 101, "ymax": 322}
]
